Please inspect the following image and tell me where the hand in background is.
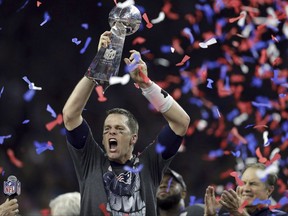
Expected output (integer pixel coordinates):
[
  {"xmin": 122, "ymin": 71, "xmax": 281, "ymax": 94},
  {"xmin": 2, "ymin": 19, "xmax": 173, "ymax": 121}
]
[
  {"xmin": 204, "ymin": 186, "xmax": 221, "ymax": 216},
  {"xmin": 0, "ymin": 198, "xmax": 19, "ymax": 216}
]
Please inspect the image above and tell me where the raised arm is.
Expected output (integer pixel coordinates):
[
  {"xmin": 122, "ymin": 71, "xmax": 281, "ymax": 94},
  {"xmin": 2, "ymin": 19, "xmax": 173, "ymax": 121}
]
[
  {"xmin": 62, "ymin": 31, "xmax": 111, "ymax": 131},
  {"xmin": 124, "ymin": 50, "xmax": 190, "ymax": 136}
]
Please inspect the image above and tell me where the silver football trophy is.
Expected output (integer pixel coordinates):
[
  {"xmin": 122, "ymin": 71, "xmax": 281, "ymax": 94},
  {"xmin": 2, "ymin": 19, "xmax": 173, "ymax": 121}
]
[
  {"xmin": 85, "ymin": 4, "xmax": 142, "ymax": 93},
  {"xmin": 3, "ymin": 175, "xmax": 21, "ymax": 199}
]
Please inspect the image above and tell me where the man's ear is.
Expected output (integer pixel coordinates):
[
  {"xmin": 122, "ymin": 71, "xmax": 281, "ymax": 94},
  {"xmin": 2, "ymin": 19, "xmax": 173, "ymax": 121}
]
[
  {"xmin": 130, "ymin": 134, "xmax": 138, "ymax": 145},
  {"xmin": 267, "ymin": 185, "xmax": 274, "ymax": 197},
  {"xmin": 181, "ymin": 190, "xmax": 186, "ymax": 199}
]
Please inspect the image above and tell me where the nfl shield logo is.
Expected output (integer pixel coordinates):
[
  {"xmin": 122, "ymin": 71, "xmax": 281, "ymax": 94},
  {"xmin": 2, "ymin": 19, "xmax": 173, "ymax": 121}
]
[{"xmin": 3, "ymin": 180, "xmax": 16, "ymax": 196}]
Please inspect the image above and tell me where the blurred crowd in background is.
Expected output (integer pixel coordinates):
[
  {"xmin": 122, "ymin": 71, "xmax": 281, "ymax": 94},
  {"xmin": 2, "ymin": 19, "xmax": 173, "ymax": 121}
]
[{"xmin": 0, "ymin": 0, "xmax": 287, "ymax": 214}]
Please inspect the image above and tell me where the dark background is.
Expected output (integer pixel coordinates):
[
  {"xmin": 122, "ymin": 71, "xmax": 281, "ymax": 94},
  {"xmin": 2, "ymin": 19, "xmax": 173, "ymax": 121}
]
[{"xmin": 0, "ymin": 0, "xmax": 287, "ymax": 215}]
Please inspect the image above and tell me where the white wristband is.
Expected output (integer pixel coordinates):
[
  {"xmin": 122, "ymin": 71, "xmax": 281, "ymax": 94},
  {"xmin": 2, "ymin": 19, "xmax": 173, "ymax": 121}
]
[{"xmin": 141, "ymin": 82, "xmax": 173, "ymax": 113}]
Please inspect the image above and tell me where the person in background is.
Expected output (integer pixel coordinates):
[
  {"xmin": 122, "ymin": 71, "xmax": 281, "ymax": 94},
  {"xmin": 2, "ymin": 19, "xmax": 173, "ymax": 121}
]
[
  {"xmin": 62, "ymin": 31, "xmax": 190, "ymax": 215},
  {"xmin": 0, "ymin": 198, "xmax": 19, "ymax": 216},
  {"xmin": 204, "ymin": 162, "xmax": 288, "ymax": 216},
  {"xmin": 157, "ymin": 168, "xmax": 204, "ymax": 216},
  {"xmin": 49, "ymin": 192, "xmax": 80, "ymax": 216}
]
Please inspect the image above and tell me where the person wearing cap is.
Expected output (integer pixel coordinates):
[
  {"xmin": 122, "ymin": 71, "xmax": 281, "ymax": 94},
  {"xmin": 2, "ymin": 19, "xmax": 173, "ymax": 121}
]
[{"xmin": 156, "ymin": 168, "xmax": 204, "ymax": 216}]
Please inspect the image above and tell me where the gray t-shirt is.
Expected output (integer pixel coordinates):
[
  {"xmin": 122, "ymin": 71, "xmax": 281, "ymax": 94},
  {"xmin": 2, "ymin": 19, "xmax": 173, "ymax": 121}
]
[{"xmin": 67, "ymin": 122, "xmax": 173, "ymax": 215}]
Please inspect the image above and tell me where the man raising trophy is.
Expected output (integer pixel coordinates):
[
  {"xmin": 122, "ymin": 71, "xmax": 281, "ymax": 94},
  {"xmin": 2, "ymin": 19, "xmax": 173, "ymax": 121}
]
[{"xmin": 85, "ymin": 4, "xmax": 142, "ymax": 93}]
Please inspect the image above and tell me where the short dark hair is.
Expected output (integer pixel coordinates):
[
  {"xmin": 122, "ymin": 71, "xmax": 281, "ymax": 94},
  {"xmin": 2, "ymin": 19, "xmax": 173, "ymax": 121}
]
[
  {"xmin": 106, "ymin": 108, "xmax": 139, "ymax": 134},
  {"xmin": 243, "ymin": 163, "xmax": 278, "ymax": 187}
]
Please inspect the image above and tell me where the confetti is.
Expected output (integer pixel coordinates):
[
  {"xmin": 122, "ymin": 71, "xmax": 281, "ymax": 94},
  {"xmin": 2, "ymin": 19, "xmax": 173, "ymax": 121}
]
[
  {"xmin": 46, "ymin": 104, "xmax": 57, "ymax": 118},
  {"xmin": 252, "ymin": 198, "xmax": 271, "ymax": 205},
  {"xmin": 34, "ymin": 141, "xmax": 54, "ymax": 154},
  {"xmin": 230, "ymin": 171, "xmax": 244, "ymax": 186},
  {"xmin": 0, "ymin": 135, "xmax": 12, "ymax": 144},
  {"xmin": 37, "ymin": 1, "xmax": 42, "ymax": 7},
  {"xmin": 81, "ymin": 23, "xmax": 89, "ymax": 29},
  {"xmin": 123, "ymin": 164, "xmax": 144, "ymax": 173},
  {"xmin": 22, "ymin": 119, "xmax": 30, "ymax": 124},
  {"xmin": 109, "ymin": 74, "xmax": 130, "ymax": 86},
  {"xmin": 40, "ymin": 12, "xmax": 51, "ymax": 26},
  {"xmin": 99, "ymin": 203, "xmax": 110, "ymax": 216},
  {"xmin": 80, "ymin": 37, "xmax": 92, "ymax": 54},
  {"xmin": 117, "ymin": 0, "xmax": 134, "ymax": 9},
  {"xmin": 238, "ymin": 200, "xmax": 249, "ymax": 213},
  {"xmin": 142, "ymin": 13, "xmax": 153, "ymax": 29},
  {"xmin": 16, "ymin": 0, "xmax": 29, "ymax": 12},
  {"xmin": 95, "ymin": 86, "xmax": 107, "ymax": 102},
  {"xmin": 155, "ymin": 143, "xmax": 166, "ymax": 154},
  {"xmin": 7, "ymin": 149, "xmax": 24, "ymax": 168},
  {"xmin": 176, "ymin": 55, "xmax": 190, "ymax": 66},
  {"xmin": 206, "ymin": 78, "xmax": 214, "ymax": 89},
  {"xmin": 45, "ymin": 114, "xmax": 63, "ymax": 131},
  {"xmin": 0, "ymin": 86, "xmax": 4, "ymax": 98},
  {"xmin": 22, "ymin": 76, "xmax": 42, "ymax": 90},
  {"xmin": 23, "ymin": 89, "xmax": 36, "ymax": 102},
  {"xmin": 151, "ymin": 12, "xmax": 165, "ymax": 24},
  {"xmin": 72, "ymin": 38, "xmax": 81, "ymax": 45},
  {"xmin": 199, "ymin": 38, "xmax": 217, "ymax": 48}
]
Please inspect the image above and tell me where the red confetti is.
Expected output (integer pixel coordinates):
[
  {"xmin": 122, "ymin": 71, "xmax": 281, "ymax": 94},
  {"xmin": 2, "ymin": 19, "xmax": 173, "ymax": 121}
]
[
  {"xmin": 277, "ymin": 179, "xmax": 287, "ymax": 194},
  {"xmin": 272, "ymin": 57, "xmax": 281, "ymax": 66},
  {"xmin": 37, "ymin": 1, "xmax": 42, "ymax": 7},
  {"xmin": 45, "ymin": 114, "xmax": 63, "ymax": 131},
  {"xmin": 255, "ymin": 147, "xmax": 267, "ymax": 164},
  {"xmin": 132, "ymin": 37, "xmax": 146, "ymax": 45},
  {"xmin": 228, "ymin": 13, "xmax": 245, "ymax": 23},
  {"xmin": 142, "ymin": 13, "xmax": 153, "ymax": 29},
  {"xmin": 176, "ymin": 55, "xmax": 190, "ymax": 66},
  {"xmin": 139, "ymin": 69, "xmax": 150, "ymax": 84},
  {"xmin": 230, "ymin": 171, "xmax": 244, "ymax": 186},
  {"xmin": 99, "ymin": 203, "xmax": 110, "ymax": 216},
  {"xmin": 40, "ymin": 208, "xmax": 50, "ymax": 216},
  {"xmin": 271, "ymin": 35, "xmax": 279, "ymax": 43},
  {"xmin": 162, "ymin": 1, "xmax": 179, "ymax": 20},
  {"xmin": 238, "ymin": 200, "xmax": 249, "ymax": 213},
  {"xmin": 7, "ymin": 149, "xmax": 24, "ymax": 168},
  {"xmin": 265, "ymin": 153, "xmax": 281, "ymax": 166},
  {"xmin": 95, "ymin": 86, "xmax": 107, "ymax": 102}
]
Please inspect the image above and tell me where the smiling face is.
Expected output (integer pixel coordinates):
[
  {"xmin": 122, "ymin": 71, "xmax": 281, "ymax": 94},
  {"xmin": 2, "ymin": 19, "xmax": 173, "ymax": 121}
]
[
  {"xmin": 102, "ymin": 113, "xmax": 137, "ymax": 164},
  {"xmin": 239, "ymin": 167, "xmax": 274, "ymax": 207}
]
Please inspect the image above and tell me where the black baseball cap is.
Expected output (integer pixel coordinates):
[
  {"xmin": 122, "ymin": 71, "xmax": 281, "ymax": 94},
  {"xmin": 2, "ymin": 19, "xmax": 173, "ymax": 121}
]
[{"xmin": 164, "ymin": 168, "xmax": 187, "ymax": 190}]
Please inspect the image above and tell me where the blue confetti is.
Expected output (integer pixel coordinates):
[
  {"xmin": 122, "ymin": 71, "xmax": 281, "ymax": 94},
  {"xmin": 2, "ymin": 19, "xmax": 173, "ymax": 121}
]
[
  {"xmin": 40, "ymin": 12, "xmax": 51, "ymax": 26},
  {"xmin": 155, "ymin": 143, "xmax": 166, "ymax": 154},
  {"xmin": 206, "ymin": 78, "xmax": 214, "ymax": 89},
  {"xmin": 22, "ymin": 119, "xmax": 30, "ymax": 124},
  {"xmin": 23, "ymin": 89, "xmax": 36, "ymax": 102},
  {"xmin": 80, "ymin": 37, "xmax": 92, "ymax": 54},
  {"xmin": 72, "ymin": 38, "xmax": 81, "ymax": 45},
  {"xmin": 0, "ymin": 135, "xmax": 12, "ymax": 144},
  {"xmin": 183, "ymin": 27, "xmax": 194, "ymax": 44},
  {"xmin": 46, "ymin": 104, "xmax": 57, "ymax": 118},
  {"xmin": 189, "ymin": 196, "xmax": 196, "ymax": 206},
  {"xmin": 0, "ymin": 86, "xmax": 4, "ymax": 98},
  {"xmin": 123, "ymin": 164, "xmax": 144, "ymax": 173},
  {"xmin": 34, "ymin": 141, "xmax": 54, "ymax": 155},
  {"xmin": 81, "ymin": 23, "xmax": 89, "ymax": 29},
  {"xmin": 252, "ymin": 198, "xmax": 271, "ymax": 205}
]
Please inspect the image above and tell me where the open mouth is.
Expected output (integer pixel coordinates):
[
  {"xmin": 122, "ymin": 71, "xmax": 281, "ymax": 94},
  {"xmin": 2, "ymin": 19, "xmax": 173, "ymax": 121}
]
[{"xmin": 109, "ymin": 138, "xmax": 118, "ymax": 151}]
